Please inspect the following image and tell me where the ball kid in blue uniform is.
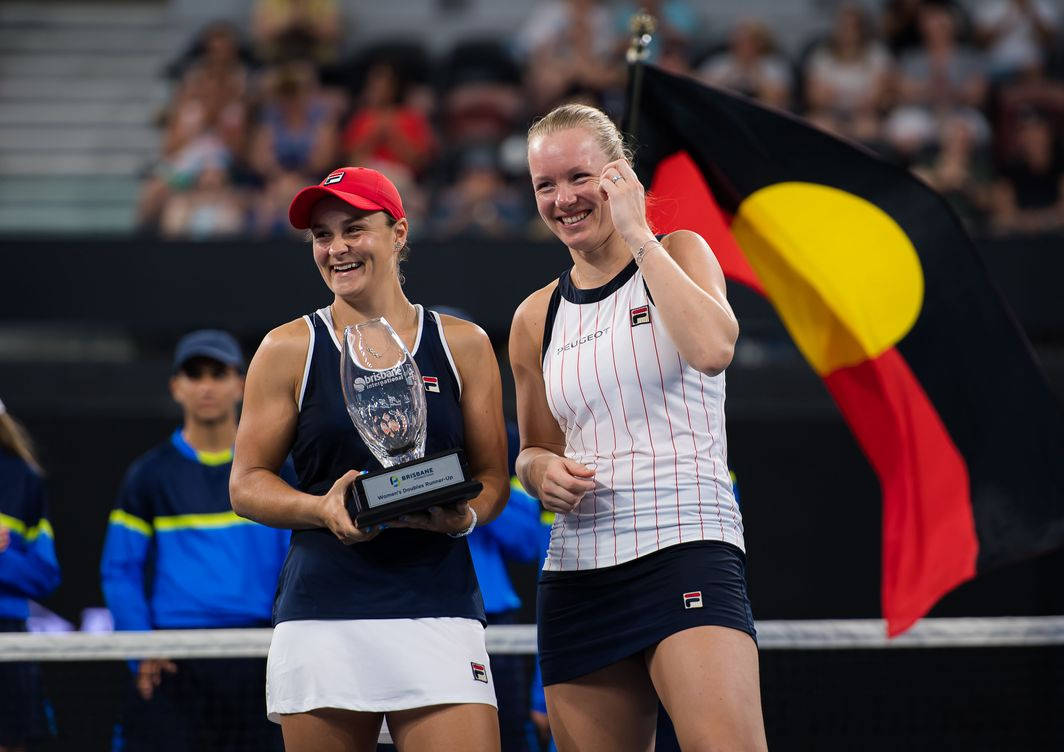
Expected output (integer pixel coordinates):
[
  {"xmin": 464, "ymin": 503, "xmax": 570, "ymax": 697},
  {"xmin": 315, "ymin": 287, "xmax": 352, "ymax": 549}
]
[
  {"xmin": 0, "ymin": 397, "xmax": 60, "ymax": 750},
  {"xmin": 230, "ymin": 166, "xmax": 509, "ymax": 751},
  {"xmin": 101, "ymin": 330, "xmax": 291, "ymax": 752}
]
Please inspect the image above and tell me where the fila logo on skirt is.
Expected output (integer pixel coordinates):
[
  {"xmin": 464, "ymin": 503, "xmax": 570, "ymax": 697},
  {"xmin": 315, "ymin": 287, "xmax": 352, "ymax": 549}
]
[
  {"xmin": 683, "ymin": 591, "xmax": 703, "ymax": 609},
  {"xmin": 630, "ymin": 305, "xmax": 651, "ymax": 327},
  {"xmin": 470, "ymin": 662, "xmax": 488, "ymax": 683},
  {"xmin": 423, "ymin": 376, "xmax": 440, "ymax": 393}
]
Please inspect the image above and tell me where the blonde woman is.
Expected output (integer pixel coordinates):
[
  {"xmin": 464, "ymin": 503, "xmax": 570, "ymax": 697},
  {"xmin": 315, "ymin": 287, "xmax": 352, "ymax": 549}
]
[{"xmin": 510, "ymin": 105, "xmax": 767, "ymax": 751}]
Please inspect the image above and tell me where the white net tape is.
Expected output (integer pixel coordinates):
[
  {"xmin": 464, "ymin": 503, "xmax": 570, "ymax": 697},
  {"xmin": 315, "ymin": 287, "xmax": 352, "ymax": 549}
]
[{"xmin": 2, "ymin": 617, "xmax": 1063, "ymax": 662}]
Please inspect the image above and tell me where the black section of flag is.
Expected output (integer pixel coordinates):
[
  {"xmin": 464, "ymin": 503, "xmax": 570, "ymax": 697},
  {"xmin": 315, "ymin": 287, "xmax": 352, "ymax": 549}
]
[{"xmin": 627, "ymin": 64, "xmax": 1064, "ymax": 574}]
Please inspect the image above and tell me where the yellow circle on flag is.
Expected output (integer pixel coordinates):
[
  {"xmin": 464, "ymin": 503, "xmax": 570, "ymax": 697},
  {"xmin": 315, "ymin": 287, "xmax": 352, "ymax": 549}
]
[{"xmin": 731, "ymin": 182, "xmax": 924, "ymax": 376}]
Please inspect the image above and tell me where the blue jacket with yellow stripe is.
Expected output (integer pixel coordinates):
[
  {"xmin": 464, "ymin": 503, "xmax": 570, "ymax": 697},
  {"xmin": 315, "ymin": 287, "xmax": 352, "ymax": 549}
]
[
  {"xmin": 467, "ymin": 480, "xmax": 543, "ymax": 614},
  {"xmin": 100, "ymin": 430, "xmax": 294, "ymax": 630},
  {"xmin": 0, "ymin": 450, "xmax": 60, "ymax": 620}
]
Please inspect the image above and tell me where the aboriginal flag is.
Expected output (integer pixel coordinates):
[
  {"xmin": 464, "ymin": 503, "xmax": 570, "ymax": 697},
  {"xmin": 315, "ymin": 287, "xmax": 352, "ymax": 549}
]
[{"xmin": 627, "ymin": 64, "xmax": 1064, "ymax": 635}]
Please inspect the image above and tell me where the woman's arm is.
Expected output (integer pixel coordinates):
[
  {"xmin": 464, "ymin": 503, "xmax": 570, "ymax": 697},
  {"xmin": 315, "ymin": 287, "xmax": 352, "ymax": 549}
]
[
  {"xmin": 390, "ymin": 316, "xmax": 509, "ymax": 533},
  {"xmin": 509, "ymin": 288, "xmax": 595, "ymax": 513},
  {"xmin": 230, "ymin": 320, "xmax": 377, "ymax": 544},
  {"xmin": 600, "ymin": 159, "xmax": 739, "ymax": 376},
  {"xmin": 449, "ymin": 317, "xmax": 509, "ymax": 525}
]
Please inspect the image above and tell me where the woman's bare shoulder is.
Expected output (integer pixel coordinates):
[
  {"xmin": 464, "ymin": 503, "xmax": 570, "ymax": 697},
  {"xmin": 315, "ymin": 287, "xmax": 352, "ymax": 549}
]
[
  {"xmin": 512, "ymin": 279, "xmax": 560, "ymax": 337},
  {"xmin": 251, "ymin": 317, "xmax": 314, "ymax": 375}
]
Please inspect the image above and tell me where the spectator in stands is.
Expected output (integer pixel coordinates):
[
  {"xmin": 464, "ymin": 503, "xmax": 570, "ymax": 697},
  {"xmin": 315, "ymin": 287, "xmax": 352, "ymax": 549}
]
[
  {"xmin": 438, "ymin": 40, "xmax": 525, "ymax": 147},
  {"xmin": 882, "ymin": 0, "xmax": 971, "ymax": 54},
  {"xmin": 0, "ymin": 397, "xmax": 59, "ymax": 752},
  {"xmin": 992, "ymin": 60, "xmax": 1064, "ymax": 162},
  {"xmin": 516, "ymin": 0, "xmax": 626, "ymax": 112},
  {"xmin": 912, "ymin": 113, "xmax": 994, "ymax": 231},
  {"xmin": 171, "ymin": 25, "xmax": 252, "ymax": 159},
  {"xmin": 341, "ymin": 61, "xmax": 436, "ymax": 178},
  {"xmin": 696, "ymin": 19, "xmax": 793, "ymax": 110},
  {"xmin": 101, "ymin": 331, "xmax": 292, "ymax": 752},
  {"xmin": 882, "ymin": 0, "xmax": 927, "ymax": 54},
  {"xmin": 250, "ymin": 62, "xmax": 338, "ymax": 185},
  {"xmin": 884, "ymin": 3, "xmax": 989, "ymax": 159},
  {"xmin": 428, "ymin": 144, "xmax": 530, "ymax": 239},
  {"xmin": 252, "ymin": 170, "xmax": 313, "ymax": 238},
  {"xmin": 136, "ymin": 25, "xmax": 251, "ymax": 233},
  {"xmin": 159, "ymin": 157, "xmax": 247, "ymax": 239},
  {"xmin": 166, "ymin": 22, "xmax": 253, "ymax": 95},
  {"xmin": 252, "ymin": 0, "xmax": 343, "ymax": 64},
  {"xmin": 804, "ymin": 3, "xmax": 893, "ymax": 143},
  {"xmin": 974, "ymin": 0, "xmax": 1059, "ymax": 81},
  {"xmin": 990, "ymin": 107, "xmax": 1064, "ymax": 233}
]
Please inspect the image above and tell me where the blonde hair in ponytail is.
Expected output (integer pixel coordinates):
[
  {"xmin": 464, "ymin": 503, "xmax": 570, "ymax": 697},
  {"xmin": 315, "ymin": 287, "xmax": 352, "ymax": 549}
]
[{"xmin": 0, "ymin": 407, "xmax": 43, "ymax": 475}]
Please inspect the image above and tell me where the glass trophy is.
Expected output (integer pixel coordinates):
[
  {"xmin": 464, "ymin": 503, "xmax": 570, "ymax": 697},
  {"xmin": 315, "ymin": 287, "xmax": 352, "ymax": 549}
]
[{"xmin": 340, "ymin": 317, "xmax": 482, "ymax": 527}]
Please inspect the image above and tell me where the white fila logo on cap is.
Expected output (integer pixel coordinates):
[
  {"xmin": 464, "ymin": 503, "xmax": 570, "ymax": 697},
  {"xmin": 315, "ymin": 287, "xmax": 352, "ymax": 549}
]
[
  {"xmin": 683, "ymin": 591, "xmax": 703, "ymax": 609},
  {"xmin": 323, "ymin": 171, "xmax": 344, "ymax": 185},
  {"xmin": 423, "ymin": 376, "xmax": 440, "ymax": 393},
  {"xmin": 470, "ymin": 662, "xmax": 488, "ymax": 683}
]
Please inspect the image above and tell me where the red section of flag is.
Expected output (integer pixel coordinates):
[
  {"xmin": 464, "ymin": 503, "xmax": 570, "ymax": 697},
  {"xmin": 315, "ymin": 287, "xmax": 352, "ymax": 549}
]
[
  {"xmin": 823, "ymin": 348, "xmax": 979, "ymax": 635},
  {"xmin": 646, "ymin": 151, "xmax": 764, "ymax": 294}
]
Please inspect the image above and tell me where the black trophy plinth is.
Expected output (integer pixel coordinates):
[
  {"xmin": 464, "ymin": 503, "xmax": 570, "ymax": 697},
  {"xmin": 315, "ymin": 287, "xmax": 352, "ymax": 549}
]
[{"xmin": 347, "ymin": 447, "xmax": 483, "ymax": 527}]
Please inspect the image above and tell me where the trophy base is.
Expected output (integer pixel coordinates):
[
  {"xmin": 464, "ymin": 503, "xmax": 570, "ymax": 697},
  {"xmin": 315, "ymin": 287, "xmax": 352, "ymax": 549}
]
[{"xmin": 349, "ymin": 448, "xmax": 483, "ymax": 528}]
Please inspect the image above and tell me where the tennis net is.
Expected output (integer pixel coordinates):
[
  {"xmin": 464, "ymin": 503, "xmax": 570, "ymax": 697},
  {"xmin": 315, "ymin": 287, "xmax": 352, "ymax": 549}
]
[{"xmin": 3, "ymin": 617, "xmax": 1062, "ymax": 751}]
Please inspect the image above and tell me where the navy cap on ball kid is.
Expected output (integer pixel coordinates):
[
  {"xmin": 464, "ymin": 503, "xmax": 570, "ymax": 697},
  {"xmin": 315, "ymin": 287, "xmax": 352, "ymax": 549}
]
[{"xmin": 172, "ymin": 330, "xmax": 245, "ymax": 374}]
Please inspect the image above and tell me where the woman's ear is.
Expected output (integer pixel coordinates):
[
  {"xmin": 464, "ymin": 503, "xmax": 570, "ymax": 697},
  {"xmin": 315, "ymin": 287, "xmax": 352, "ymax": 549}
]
[{"xmin": 392, "ymin": 217, "xmax": 409, "ymax": 250}]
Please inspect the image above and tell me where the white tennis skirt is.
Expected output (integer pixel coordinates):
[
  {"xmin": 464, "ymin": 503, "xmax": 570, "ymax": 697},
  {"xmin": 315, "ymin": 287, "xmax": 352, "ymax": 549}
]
[{"xmin": 266, "ymin": 617, "xmax": 497, "ymax": 721}]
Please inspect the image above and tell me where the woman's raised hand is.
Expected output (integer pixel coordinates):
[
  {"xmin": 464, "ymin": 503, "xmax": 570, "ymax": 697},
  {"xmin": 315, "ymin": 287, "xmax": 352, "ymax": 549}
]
[{"xmin": 599, "ymin": 159, "xmax": 654, "ymax": 249}]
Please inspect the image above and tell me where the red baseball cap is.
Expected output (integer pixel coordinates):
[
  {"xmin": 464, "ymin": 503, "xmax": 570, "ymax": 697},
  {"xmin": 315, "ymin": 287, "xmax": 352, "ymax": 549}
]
[{"xmin": 288, "ymin": 167, "xmax": 406, "ymax": 229}]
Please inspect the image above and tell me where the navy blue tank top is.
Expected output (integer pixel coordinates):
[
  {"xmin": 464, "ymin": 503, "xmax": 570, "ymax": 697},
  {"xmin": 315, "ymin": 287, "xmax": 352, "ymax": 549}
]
[{"xmin": 274, "ymin": 305, "xmax": 485, "ymax": 624}]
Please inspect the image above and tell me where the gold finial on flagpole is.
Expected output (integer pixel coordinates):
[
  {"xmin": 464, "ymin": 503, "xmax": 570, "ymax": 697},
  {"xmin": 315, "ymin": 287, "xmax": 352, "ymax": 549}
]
[
  {"xmin": 624, "ymin": 9, "xmax": 657, "ymax": 141},
  {"xmin": 626, "ymin": 9, "xmax": 657, "ymax": 64}
]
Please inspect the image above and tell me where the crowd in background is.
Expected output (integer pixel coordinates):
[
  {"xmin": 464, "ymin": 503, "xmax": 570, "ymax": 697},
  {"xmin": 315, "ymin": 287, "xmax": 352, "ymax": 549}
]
[{"xmin": 136, "ymin": 0, "xmax": 1064, "ymax": 240}]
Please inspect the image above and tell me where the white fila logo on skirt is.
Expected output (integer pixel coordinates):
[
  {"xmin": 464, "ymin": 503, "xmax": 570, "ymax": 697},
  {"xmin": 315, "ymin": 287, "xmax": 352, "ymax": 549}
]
[
  {"xmin": 423, "ymin": 376, "xmax": 440, "ymax": 393},
  {"xmin": 470, "ymin": 662, "xmax": 488, "ymax": 683},
  {"xmin": 683, "ymin": 591, "xmax": 703, "ymax": 609},
  {"xmin": 323, "ymin": 171, "xmax": 344, "ymax": 185}
]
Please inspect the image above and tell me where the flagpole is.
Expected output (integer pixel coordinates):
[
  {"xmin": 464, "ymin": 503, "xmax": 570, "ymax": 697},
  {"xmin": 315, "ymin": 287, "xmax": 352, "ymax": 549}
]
[{"xmin": 623, "ymin": 8, "xmax": 656, "ymax": 143}]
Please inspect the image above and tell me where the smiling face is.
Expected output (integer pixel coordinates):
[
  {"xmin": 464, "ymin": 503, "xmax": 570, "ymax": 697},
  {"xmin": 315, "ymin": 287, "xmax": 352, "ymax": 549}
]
[
  {"xmin": 528, "ymin": 127, "xmax": 616, "ymax": 251},
  {"xmin": 308, "ymin": 196, "xmax": 408, "ymax": 299}
]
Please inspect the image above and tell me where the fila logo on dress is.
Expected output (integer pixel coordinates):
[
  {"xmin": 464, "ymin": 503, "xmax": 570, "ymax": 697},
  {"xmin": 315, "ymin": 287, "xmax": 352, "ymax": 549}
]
[
  {"xmin": 630, "ymin": 305, "xmax": 651, "ymax": 327},
  {"xmin": 683, "ymin": 591, "xmax": 703, "ymax": 609},
  {"xmin": 423, "ymin": 376, "xmax": 440, "ymax": 393},
  {"xmin": 323, "ymin": 171, "xmax": 344, "ymax": 185},
  {"xmin": 470, "ymin": 662, "xmax": 488, "ymax": 683}
]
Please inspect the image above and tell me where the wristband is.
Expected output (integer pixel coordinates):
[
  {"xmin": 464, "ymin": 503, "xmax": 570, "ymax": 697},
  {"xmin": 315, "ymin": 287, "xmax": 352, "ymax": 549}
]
[{"xmin": 448, "ymin": 506, "xmax": 478, "ymax": 538}]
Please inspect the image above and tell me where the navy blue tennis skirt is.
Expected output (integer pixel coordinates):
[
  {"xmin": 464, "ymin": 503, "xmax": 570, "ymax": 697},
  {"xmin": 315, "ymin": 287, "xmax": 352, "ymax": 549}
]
[{"xmin": 537, "ymin": 540, "xmax": 756, "ymax": 686}]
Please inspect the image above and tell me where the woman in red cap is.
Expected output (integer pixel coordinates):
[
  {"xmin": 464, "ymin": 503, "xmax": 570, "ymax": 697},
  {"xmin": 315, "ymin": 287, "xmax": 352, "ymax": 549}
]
[{"xmin": 231, "ymin": 166, "xmax": 508, "ymax": 751}]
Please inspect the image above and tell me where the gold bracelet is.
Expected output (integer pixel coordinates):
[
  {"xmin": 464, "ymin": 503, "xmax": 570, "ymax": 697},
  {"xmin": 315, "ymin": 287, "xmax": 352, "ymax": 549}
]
[{"xmin": 634, "ymin": 238, "xmax": 662, "ymax": 265}]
